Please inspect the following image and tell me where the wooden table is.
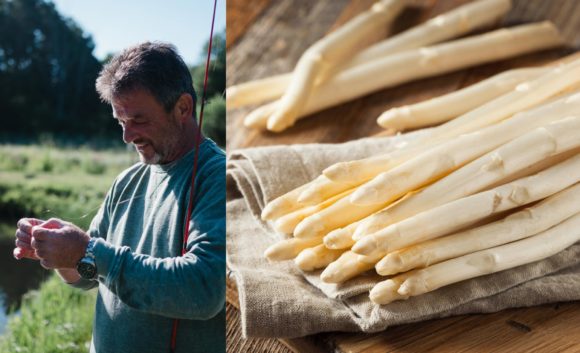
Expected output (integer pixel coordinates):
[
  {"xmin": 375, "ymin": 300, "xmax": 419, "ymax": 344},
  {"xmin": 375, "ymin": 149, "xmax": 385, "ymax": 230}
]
[{"xmin": 226, "ymin": 1, "xmax": 580, "ymax": 352}]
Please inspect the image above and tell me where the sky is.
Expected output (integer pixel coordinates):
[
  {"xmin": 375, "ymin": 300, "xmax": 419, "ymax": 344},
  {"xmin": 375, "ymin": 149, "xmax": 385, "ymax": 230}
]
[{"xmin": 50, "ymin": 0, "xmax": 226, "ymax": 66}]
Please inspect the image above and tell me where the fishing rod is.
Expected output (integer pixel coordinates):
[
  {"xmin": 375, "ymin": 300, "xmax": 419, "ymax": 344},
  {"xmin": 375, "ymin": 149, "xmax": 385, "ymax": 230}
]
[{"xmin": 170, "ymin": 0, "xmax": 218, "ymax": 352}]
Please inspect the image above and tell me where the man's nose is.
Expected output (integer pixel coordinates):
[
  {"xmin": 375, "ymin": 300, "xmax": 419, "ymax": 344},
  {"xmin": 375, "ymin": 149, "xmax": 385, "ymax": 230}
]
[{"xmin": 122, "ymin": 125, "xmax": 137, "ymax": 144}]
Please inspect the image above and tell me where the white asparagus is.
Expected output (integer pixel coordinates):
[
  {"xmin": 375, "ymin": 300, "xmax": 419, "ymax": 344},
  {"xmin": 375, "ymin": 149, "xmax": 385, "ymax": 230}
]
[
  {"xmin": 228, "ymin": 0, "xmax": 512, "ymax": 109},
  {"xmin": 482, "ymin": 145, "xmax": 580, "ymax": 189},
  {"xmin": 324, "ymin": 83, "xmax": 579, "ymax": 196},
  {"xmin": 297, "ymin": 176, "xmax": 359, "ymax": 205},
  {"xmin": 396, "ymin": 213, "xmax": 580, "ymax": 300},
  {"xmin": 264, "ymin": 236, "xmax": 322, "ymax": 262},
  {"xmin": 244, "ymin": 101, "xmax": 278, "ymax": 130},
  {"xmin": 323, "ymin": 55, "xmax": 580, "ymax": 185},
  {"xmin": 244, "ymin": 22, "xmax": 565, "ymax": 130},
  {"xmin": 320, "ymin": 250, "xmax": 382, "ymax": 283},
  {"xmin": 377, "ymin": 182, "xmax": 580, "ymax": 275},
  {"xmin": 351, "ymin": 91, "xmax": 580, "ymax": 206},
  {"xmin": 323, "ymin": 143, "xmax": 429, "ymax": 185},
  {"xmin": 353, "ymin": 154, "xmax": 580, "ymax": 259},
  {"xmin": 423, "ymin": 57, "xmax": 580, "ymax": 146},
  {"xmin": 353, "ymin": 116, "xmax": 580, "ymax": 239},
  {"xmin": 295, "ymin": 244, "xmax": 345, "ymax": 272},
  {"xmin": 372, "ymin": 212, "xmax": 580, "ymax": 304},
  {"xmin": 323, "ymin": 220, "xmax": 361, "ymax": 250},
  {"xmin": 293, "ymin": 194, "xmax": 389, "ymax": 239},
  {"xmin": 369, "ymin": 271, "xmax": 416, "ymax": 304},
  {"xmin": 228, "ymin": 74, "xmax": 288, "ymax": 110},
  {"xmin": 350, "ymin": 0, "xmax": 512, "ymax": 67},
  {"xmin": 261, "ymin": 175, "xmax": 327, "ymax": 221},
  {"xmin": 303, "ymin": 144, "xmax": 428, "ymax": 204},
  {"xmin": 377, "ymin": 68, "xmax": 547, "ymax": 130},
  {"xmin": 377, "ymin": 54, "xmax": 580, "ymax": 131},
  {"xmin": 273, "ymin": 189, "xmax": 354, "ymax": 234},
  {"xmin": 267, "ymin": 0, "xmax": 408, "ymax": 132},
  {"xmin": 350, "ymin": 147, "xmax": 579, "ymax": 243}
]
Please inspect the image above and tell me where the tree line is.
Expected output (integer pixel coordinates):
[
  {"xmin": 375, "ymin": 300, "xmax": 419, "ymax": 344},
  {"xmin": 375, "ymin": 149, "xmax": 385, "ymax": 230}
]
[{"xmin": 0, "ymin": 0, "xmax": 225, "ymax": 147}]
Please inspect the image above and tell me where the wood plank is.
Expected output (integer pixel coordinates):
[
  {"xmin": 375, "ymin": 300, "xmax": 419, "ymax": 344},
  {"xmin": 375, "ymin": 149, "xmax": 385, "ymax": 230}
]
[
  {"xmin": 226, "ymin": 0, "xmax": 580, "ymax": 352},
  {"xmin": 226, "ymin": 0, "xmax": 271, "ymax": 49},
  {"xmin": 326, "ymin": 303, "xmax": 580, "ymax": 353},
  {"xmin": 227, "ymin": 302, "xmax": 295, "ymax": 353}
]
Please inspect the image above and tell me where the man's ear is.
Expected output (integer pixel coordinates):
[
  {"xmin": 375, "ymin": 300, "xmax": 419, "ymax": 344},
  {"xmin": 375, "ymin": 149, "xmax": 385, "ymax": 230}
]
[{"xmin": 174, "ymin": 93, "xmax": 194, "ymax": 123}]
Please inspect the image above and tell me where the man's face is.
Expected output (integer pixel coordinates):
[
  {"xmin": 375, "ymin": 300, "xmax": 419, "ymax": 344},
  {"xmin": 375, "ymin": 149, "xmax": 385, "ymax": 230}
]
[{"xmin": 112, "ymin": 89, "xmax": 182, "ymax": 164}]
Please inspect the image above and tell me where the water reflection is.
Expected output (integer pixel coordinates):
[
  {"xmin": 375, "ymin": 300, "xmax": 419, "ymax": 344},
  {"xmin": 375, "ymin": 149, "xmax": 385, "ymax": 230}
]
[
  {"xmin": 0, "ymin": 294, "xmax": 6, "ymax": 335},
  {"xmin": 0, "ymin": 240, "xmax": 49, "ymax": 334}
]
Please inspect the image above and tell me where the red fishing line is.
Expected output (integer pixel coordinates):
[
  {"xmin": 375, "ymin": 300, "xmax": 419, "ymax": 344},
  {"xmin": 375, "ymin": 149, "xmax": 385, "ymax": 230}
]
[{"xmin": 170, "ymin": 0, "xmax": 218, "ymax": 351}]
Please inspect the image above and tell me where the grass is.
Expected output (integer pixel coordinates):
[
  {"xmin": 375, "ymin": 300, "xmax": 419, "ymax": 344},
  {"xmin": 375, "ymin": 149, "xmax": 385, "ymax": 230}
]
[
  {"xmin": 0, "ymin": 144, "xmax": 137, "ymax": 238},
  {"xmin": 0, "ymin": 275, "xmax": 96, "ymax": 353},
  {"xmin": 0, "ymin": 143, "xmax": 136, "ymax": 351}
]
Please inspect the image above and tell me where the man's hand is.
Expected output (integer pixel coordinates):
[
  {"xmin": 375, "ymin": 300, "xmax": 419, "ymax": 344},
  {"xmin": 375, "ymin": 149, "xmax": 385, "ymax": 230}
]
[
  {"xmin": 21, "ymin": 218, "xmax": 90, "ymax": 269},
  {"xmin": 14, "ymin": 218, "xmax": 44, "ymax": 260}
]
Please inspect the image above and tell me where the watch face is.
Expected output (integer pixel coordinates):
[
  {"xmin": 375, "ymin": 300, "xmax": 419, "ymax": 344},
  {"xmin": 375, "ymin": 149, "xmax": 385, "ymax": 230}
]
[{"xmin": 77, "ymin": 259, "xmax": 97, "ymax": 279}]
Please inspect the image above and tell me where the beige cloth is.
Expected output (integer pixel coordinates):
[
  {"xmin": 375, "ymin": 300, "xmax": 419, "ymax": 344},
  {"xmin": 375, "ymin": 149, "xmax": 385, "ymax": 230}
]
[{"xmin": 226, "ymin": 134, "xmax": 580, "ymax": 338}]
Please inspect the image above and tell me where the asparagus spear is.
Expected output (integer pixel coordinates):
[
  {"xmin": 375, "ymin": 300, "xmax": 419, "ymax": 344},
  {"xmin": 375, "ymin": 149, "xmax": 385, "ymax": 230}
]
[
  {"xmin": 370, "ymin": 212, "xmax": 580, "ymax": 304},
  {"xmin": 323, "ymin": 220, "xmax": 361, "ymax": 250},
  {"xmin": 324, "ymin": 57, "xmax": 580, "ymax": 184},
  {"xmin": 352, "ymin": 154, "xmax": 580, "ymax": 259},
  {"xmin": 295, "ymin": 244, "xmax": 345, "ymax": 272},
  {"xmin": 376, "ymin": 182, "xmax": 580, "ymax": 275},
  {"xmin": 267, "ymin": 0, "xmax": 408, "ymax": 132},
  {"xmin": 351, "ymin": 91, "xmax": 580, "ymax": 206},
  {"xmin": 264, "ymin": 236, "xmax": 322, "ymax": 262},
  {"xmin": 377, "ymin": 68, "xmax": 546, "ymax": 130},
  {"xmin": 228, "ymin": 0, "xmax": 512, "ymax": 109},
  {"xmin": 320, "ymin": 251, "xmax": 380, "ymax": 283},
  {"xmin": 245, "ymin": 22, "xmax": 565, "ymax": 131},
  {"xmin": 261, "ymin": 175, "xmax": 327, "ymax": 221},
  {"xmin": 353, "ymin": 116, "xmax": 580, "ymax": 238},
  {"xmin": 273, "ymin": 188, "xmax": 354, "ymax": 234}
]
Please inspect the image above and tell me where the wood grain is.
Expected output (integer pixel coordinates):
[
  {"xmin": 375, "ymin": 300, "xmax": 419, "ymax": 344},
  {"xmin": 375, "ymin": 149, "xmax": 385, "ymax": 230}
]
[
  {"xmin": 226, "ymin": 0, "xmax": 580, "ymax": 352},
  {"xmin": 226, "ymin": 0, "xmax": 271, "ymax": 49}
]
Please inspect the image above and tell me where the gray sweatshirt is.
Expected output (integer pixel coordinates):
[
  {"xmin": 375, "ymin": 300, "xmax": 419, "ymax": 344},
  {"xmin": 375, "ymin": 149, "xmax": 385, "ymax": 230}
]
[{"xmin": 72, "ymin": 139, "xmax": 225, "ymax": 353}]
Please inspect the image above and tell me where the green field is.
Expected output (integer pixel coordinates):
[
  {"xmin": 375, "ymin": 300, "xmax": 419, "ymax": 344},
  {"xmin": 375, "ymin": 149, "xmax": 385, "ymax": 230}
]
[
  {"xmin": 0, "ymin": 144, "xmax": 137, "ymax": 236},
  {"xmin": 0, "ymin": 144, "xmax": 137, "ymax": 352}
]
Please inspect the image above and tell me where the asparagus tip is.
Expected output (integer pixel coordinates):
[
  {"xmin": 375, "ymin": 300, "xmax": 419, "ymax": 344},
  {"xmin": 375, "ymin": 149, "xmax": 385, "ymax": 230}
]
[
  {"xmin": 351, "ymin": 237, "xmax": 375, "ymax": 255},
  {"xmin": 376, "ymin": 253, "xmax": 403, "ymax": 276},
  {"xmin": 323, "ymin": 228, "xmax": 352, "ymax": 249},
  {"xmin": 369, "ymin": 280, "xmax": 402, "ymax": 305},
  {"xmin": 350, "ymin": 186, "xmax": 384, "ymax": 205}
]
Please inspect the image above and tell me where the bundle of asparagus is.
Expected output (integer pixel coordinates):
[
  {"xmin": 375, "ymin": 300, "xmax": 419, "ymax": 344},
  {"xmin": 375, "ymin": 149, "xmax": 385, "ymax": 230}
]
[
  {"xmin": 228, "ymin": 0, "xmax": 567, "ymax": 132},
  {"xmin": 261, "ymin": 56, "xmax": 580, "ymax": 305}
]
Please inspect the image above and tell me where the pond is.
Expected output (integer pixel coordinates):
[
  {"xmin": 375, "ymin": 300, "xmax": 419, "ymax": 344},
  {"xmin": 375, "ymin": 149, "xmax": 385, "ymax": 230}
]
[{"xmin": 0, "ymin": 239, "xmax": 49, "ymax": 335}]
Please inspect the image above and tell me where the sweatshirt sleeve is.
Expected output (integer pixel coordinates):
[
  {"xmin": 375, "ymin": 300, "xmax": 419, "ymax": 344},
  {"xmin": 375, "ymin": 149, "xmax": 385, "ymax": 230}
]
[
  {"xmin": 91, "ymin": 154, "xmax": 226, "ymax": 320},
  {"xmin": 67, "ymin": 178, "xmax": 116, "ymax": 291}
]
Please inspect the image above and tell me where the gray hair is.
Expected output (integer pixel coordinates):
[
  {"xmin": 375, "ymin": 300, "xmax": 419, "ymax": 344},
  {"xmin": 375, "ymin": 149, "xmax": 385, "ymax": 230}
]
[{"xmin": 95, "ymin": 41, "xmax": 197, "ymax": 114}]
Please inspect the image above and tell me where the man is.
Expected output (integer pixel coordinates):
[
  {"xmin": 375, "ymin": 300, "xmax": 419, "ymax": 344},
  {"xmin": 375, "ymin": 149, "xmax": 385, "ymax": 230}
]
[{"xmin": 14, "ymin": 42, "xmax": 225, "ymax": 353}]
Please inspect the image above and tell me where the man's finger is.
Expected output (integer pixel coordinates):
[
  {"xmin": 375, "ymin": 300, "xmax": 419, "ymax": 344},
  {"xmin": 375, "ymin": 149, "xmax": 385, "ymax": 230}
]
[
  {"xmin": 40, "ymin": 218, "xmax": 65, "ymax": 230},
  {"xmin": 13, "ymin": 247, "xmax": 24, "ymax": 260},
  {"xmin": 17, "ymin": 218, "xmax": 45, "ymax": 233},
  {"xmin": 13, "ymin": 247, "xmax": 39, "ymax": 260},
  {"xmin": 15, "ymin": 229, "xmax": 32, "ymax": 244},
  {"xmin": 15, "ymin": 239, "xmax": 33, "ymax": 250},
  {"xmin": 30, "ymin": 236, "xmax": 42, "ymax": 250},
  {"xmin": 31, "ymin": 226, "xmax": 53, "ymax": 241}
]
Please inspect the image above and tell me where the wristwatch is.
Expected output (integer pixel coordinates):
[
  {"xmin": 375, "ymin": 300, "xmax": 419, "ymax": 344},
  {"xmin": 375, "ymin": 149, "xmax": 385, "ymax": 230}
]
[{"xmin": 77, "ymin": 237, "xmax": 98, "ymax": 280}]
